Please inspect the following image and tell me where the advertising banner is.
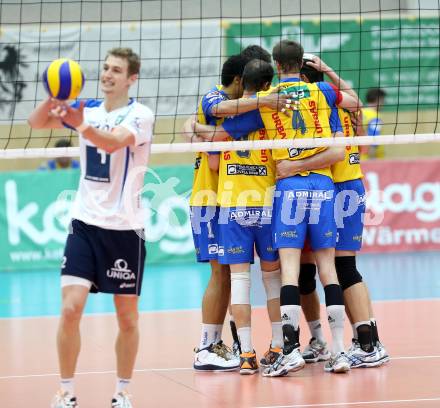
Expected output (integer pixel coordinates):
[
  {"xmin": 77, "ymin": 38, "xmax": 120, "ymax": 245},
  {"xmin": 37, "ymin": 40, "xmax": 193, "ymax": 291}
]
[
  {"xmin": 0, "ymin": 159, "xmax": 438, "ymax": 271},
  {"xmin": 0, "ymin": 165, "xmax": 195, "ymax": 271},
  {"xmin": 361, "ymin": 158, "xmax": 440, "ymax": 253}
]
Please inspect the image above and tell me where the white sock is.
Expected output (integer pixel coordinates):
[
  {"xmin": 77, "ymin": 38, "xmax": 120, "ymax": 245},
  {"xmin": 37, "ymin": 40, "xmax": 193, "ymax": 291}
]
[
  {"xmin": 199, "ymin": 323, "xmax": 221, "ymax": 349},
  {"xmin": 280, "ymin": 305, "xmax": 301, "ymax": 330},
  {"xmin": 213, "ymin": 324, "xmax": 223, "ymax": 344},
  {"xmin": 115, "ymin": 378, "xmax": 130, "ymax": 396},
  {"xmin": 60, "ymin": 378, "xmax": 74, "ymax": 396},
  {"xmin": 327, "ymin": 305, "xmax": 345, "ymax": 354},
  {"xmin": 307, "ymin": 319, "xmax": 325, "ymax": 343},
  {"xmin": 271, "ymin": 322, "xmax": 283, "ymax": 349},
  {"xmin": 237, "ymin": 327, "xmax": 252, "ymax": 353},
  {"xmin": 352, "ymin": 324, "xmax": 358, "ymax": 339}
]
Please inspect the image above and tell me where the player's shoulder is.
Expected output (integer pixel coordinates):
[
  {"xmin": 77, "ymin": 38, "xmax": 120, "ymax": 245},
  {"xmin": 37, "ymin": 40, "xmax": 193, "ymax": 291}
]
[
  {"xmin": 131, "ymin": 100, "xmax": 155, "ymax": 120},
  {"xmin": 202, "ymin": 85, "xmax": 227, "ymax": 102},
  {"xmin": 71, "ymin": 98, "xmax": 103, "ymax": 110}
]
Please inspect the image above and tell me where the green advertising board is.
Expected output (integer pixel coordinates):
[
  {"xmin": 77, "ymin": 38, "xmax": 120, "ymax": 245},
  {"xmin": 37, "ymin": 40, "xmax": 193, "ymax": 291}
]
[
  {"xmin": 0, "ymin": 166, "xmax": 196, "ymax": 271},
  {"xmin": 225, "ymin": 17, "xmax": 439, "ymax": 110}
]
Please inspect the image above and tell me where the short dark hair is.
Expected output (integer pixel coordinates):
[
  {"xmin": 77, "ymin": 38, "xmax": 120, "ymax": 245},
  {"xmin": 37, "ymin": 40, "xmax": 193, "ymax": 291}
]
[
  {"xmin": 300, "ymin": 56, "xmax": 324, "ymax": 83},
  {"xmin": 366, "ymin": 88, "xmax": 387, "ymax": 103},
  {"xmin": 221, "ymin": 54, "xmax": 248, "ymax": 87},
  {"xmin": 242, "ymin": 59, "xmax": 274, "ymax": 92},
  {"xmin": 272, "ymin": 40, "xmax": 304, "ymax": 73},
  {"xmin": 241, "ymin": 45, "xmax": 272, "ymax": 64},
  {"xmin": 106, "ymin": 47, "xmax": 140, "ymax": 76},
  {"xmin": 55, "ymin": 138, "xmax": 72, "ymax": 148}
]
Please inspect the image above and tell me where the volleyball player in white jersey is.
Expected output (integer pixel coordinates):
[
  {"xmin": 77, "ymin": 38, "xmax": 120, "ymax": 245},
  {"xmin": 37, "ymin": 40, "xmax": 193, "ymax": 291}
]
[{"xmin": 28, "ymin": 48, "xmax": 154, "ymax": 408}]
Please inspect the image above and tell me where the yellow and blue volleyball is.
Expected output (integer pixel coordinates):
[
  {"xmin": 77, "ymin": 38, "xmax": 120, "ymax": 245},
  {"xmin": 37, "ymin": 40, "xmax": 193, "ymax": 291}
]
[{"xmin": 42, "ymin": 58, "xmax": 85, "ymax": 100}]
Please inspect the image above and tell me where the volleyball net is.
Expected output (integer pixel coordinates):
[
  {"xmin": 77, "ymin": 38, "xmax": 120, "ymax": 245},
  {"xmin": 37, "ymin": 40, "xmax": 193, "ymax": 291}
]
[{"xmin": 0, "ymin": 0, "xmax": 439, "ymax": 163}]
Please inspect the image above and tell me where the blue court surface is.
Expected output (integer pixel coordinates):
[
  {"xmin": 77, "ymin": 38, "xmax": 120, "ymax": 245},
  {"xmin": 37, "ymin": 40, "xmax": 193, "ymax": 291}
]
[{"xmin": 1, "ymin": 252, "xmax": 440, "ymax": 318}]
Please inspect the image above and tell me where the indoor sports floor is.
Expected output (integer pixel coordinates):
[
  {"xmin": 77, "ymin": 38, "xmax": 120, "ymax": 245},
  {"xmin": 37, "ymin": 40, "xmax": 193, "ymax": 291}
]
[{"xmin": 1, "ymin": 251, "xmax": 440, "ymax": 408}]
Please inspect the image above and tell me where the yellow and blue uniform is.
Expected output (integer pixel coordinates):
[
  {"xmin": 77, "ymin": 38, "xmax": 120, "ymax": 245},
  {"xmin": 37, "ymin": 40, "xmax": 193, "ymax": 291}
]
[
  {"xmin": 222, "ymin": 78, "xmax": 342, "ymax": 251},
  {"xmin": 216, "ymin": 124, "xmax": 278, "ymax": 264},
  {"xmin": 332, "ymin": 109, "xmax": 366, "ymax": 251},
  {"xmin": 362, "ymin": 107, "xmax": 384, "ymax": 159},
  {"xmin": 189, "ymin": 86, "xmax": 226, "ymax": 262}
]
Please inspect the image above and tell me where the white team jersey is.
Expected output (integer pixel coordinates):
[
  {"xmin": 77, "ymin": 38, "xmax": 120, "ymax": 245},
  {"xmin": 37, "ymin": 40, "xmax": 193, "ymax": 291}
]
[{"xmin": 70, "ymin": 99, "xmax": 154, "ymax": 230}]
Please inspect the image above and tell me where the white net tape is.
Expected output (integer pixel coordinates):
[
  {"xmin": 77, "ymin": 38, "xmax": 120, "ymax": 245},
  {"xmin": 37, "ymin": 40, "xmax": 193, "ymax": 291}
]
[{"xmin": 0, "ymin": 133, "xmax": 439, "ymax": 159}]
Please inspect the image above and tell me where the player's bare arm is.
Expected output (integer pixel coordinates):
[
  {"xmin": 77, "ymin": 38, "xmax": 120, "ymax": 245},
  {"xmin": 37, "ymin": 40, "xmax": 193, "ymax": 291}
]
[
  {"xmin": 306, "ymin": 56, "xmax": 363, "ymax": 112},
  {"xmin": 28, "ymin": 97, "xmax": 66, "ymax": 129},
  {"xmin": 210, "ymin": 88, "xmax": 290, "ymax": 118},
  {"xmin": 193, "ymin": 122, "xmax": 229, "ymax": 142},
  {"xmin": 55, "ymin": 101, "xmax": 136, "ymax": 153},
  {"xmin": 276, "ymin": 131, "xmax": 345, "ymax": 179}
]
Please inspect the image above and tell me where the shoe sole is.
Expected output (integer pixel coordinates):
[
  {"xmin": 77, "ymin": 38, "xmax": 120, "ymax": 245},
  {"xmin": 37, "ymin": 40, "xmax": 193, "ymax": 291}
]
[
  {"xmin": 240, "ymin": 368, "xmax": 259, "ymax": 375},
  {"xmin": 262, "ymin": 359, "xmax": 305, "ymax": 377},
  {"xmin": 193, "ymin": 364, "xmax": 239, "ymax": 372}
]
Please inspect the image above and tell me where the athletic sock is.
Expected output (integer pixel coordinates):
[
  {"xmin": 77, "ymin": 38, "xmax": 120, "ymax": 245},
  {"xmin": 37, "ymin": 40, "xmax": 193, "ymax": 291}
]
[
  {"xmin": 199, "ymin": 323, "xmax": 221, "ymax": 349},
  {"xmin": 280, "ymin": 285, "xmax": 301, "ymax": 354},
  {"xmin": 355, "ymin": 321, "xmax": 374, "ymax": 352},
  {"xmin": 352, "ymin": 324, "xmax": 358, "ymax": 340},
  {"xmin": 370, "ymin": 318, "xmax": 380, "ymax": 343},
  {"xmin": 271, "ymin": 322, "xmax": 283, "ymax": 349},
  {"xmin": 237, "ymin": 327, "xmax": 252, "ymax": 353},
  {"xmin": 213, "ymin": 324, "xmax": 223, "ymax": 344},
  {"xmin": 324, "ymin": 284, "xmax": 345, "ymax": 354},
  {"xmin": 230, "ymin": 319, "xmax": 240, "ymax": 344},
  {"xmin": 60, "ymin": 378, "xmax": 75, "ymax": 396},
  {"xmin": 115, "ymin": 378, "xmax": 130, "ymax": 396},
  {"xmin": 307, "ymin": 319, "xmax": 325, "ymax": 343}
]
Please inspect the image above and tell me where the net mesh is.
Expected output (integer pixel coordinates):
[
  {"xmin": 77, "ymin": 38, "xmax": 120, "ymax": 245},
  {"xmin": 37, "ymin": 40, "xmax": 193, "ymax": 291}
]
[{"xmin": 0, "ymin": 0, "xmax": 439, "ymax": 166}]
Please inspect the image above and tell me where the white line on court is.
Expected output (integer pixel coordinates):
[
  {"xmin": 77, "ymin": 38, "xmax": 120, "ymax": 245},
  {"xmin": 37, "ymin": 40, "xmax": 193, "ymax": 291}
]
[
  {"xmin": 255, "ymin": 397, "xmax": 440, "ymax": 408},
  {"xmin": 1, "ymin": 355, "xmax": 440, "ymax": 380}
]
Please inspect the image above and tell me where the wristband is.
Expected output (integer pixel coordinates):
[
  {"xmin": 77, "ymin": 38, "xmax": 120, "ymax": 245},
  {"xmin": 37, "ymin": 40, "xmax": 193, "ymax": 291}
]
[{"xmin": 76, "ymin": 122, "xmax": 90, "ymax": 133}]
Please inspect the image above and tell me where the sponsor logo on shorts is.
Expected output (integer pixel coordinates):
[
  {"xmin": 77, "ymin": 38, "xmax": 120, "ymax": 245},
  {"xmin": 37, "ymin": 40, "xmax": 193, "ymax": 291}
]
[
  {"xmin": 266, "ymin": 246, "xmax": 275, "ymax": 252},
  {"xmin": 227, "ymin": 246, "xmax": 244, "ymax": 255},
  {"xmin": 353, "ymin": 234, "xmax": 363, "ymax": 242},
  {"xmin": 287, "ymin": 190, "xmax": 333, "ymax": 200},
  {"xmin": 229, "ymin": 209, "xmax": 272, "ymax": 220},
  {"xmin": 280, "ymin": 230, "xmax": 298, "ymax": 238},
  {"xmin": 227, "ymin": 164, "xmax": 267, "ymax": 176},
  {"xmin": 349, "ymin": 152, "xmax": 360, "ymax": 165},
  {"xmin": 208, "ymin": 244, "xmax": 218, "ymax": 255},
  {"xmin": 324, "ymin": 230, "xmax": 333, "ymax": 238},
  {"xmin": 106, "ymin": 259, "xmax": 136, "ymax": 281}
]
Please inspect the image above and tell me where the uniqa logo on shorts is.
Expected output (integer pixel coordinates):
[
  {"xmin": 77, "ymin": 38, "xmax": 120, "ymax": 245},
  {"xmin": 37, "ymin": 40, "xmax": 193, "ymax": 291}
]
[{"xmin": 106, "ymin": 259, "xmax": 135, "ymax": 281}]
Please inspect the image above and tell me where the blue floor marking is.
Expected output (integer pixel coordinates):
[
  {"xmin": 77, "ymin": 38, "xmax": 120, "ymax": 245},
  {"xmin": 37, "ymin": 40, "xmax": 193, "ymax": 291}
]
[{"xmin": 1, "ymin": 252, "xmax": 439, "ymax": 318}]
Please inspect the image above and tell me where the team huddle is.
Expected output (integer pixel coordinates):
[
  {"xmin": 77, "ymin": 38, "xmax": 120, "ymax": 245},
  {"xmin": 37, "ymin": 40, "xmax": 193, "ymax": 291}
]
[{"xmin": 186, "ymin": 40, "xmax": 389, "ymax": 376}]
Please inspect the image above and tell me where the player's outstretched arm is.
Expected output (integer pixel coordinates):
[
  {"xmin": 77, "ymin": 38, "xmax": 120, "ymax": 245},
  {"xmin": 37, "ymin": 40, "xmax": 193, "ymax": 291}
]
[
  {"xmin": 56, "ymin": 101, "xmax": 137, "ymax": 153},
  {"xmin": 306, "ymin": 56, "xmax": 363, "ymax": 112},
  {"xmin": 194, "ymin": 122, "xmax": 230, "ymax": 142},
  {"xmin": 210, "ymin": 91, "xmax": 290, "ymax": 118},
  {"xmin": 28, "ymin": 98, "xmax": 66, "ymax": 129},
  {"xmin": 276, "ymin": 131, "xmax": 345, "ymax": 179}
]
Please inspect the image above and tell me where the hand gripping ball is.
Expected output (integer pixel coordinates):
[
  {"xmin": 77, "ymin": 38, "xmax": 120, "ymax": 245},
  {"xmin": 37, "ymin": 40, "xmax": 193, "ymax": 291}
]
[{"xmin": 42, "ymin": 58, "xmax": 85, "ymax": 100}]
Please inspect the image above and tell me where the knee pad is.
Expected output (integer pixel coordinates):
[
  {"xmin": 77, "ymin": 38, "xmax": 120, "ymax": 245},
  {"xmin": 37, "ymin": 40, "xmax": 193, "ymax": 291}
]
[
  {"xmin": 262, "ymin": 269, "xmax": 281, "ymax": 301},
  {"xmin": 335, "ymin": 256, "xmax": 363, "ymax": 291},
  {"xmin": 299, "ymin": 263, "xmax": 317, "ymax": 295},
  {"xmin": 231, "ymin": 271, "xmax": 251, "ymax": 305}
]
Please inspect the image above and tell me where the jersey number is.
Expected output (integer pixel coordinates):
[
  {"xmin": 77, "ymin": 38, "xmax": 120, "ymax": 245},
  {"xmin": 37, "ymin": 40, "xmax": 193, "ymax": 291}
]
[{"xmin": 85, "ymin": 146, "xmax": 111, "ymax": 182}]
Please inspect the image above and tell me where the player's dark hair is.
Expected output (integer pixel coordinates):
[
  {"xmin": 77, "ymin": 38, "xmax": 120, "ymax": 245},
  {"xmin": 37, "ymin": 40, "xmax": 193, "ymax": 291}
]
[
  {"xmin": 106, "ymin": 47, "xmax": 140, "ymax": 76},
  {"xmin": 242, "ymin": 59, "xmax": 274, "ymax": 92},
  {"xmin": 221, "ymin": 54, "xmax": 248, "ymax": 87},
  {"xmin": 55, "ymin": 138, "xmax": 72, "ymax": 148},
  {"xmin": 300, "ymin": 57, "xmax": 324, "ymax": 83},
  {"xmin": 366, "ymin": 87, "xmax": 387, "ymax": 103},
  {"xmin": 241, "ymin": 45, "xmax": 272, "ymax": 64},
  {"xmin": 272, "ymin": 40, "xmax": 304, "ymax": 73}
]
